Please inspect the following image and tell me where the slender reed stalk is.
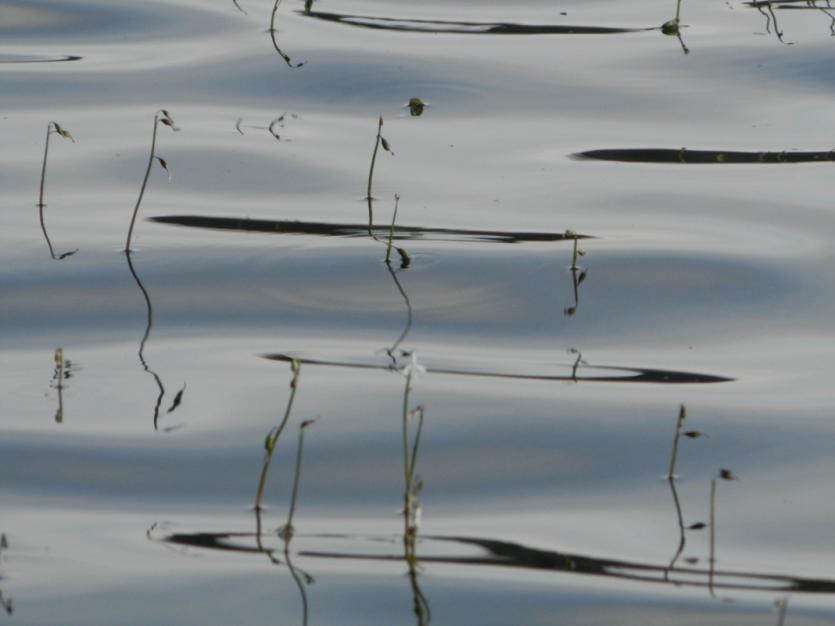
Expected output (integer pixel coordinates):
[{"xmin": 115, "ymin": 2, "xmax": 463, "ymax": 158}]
[
  {"xmin": 367, "ymin": 116, "xmax": 394, "ymax": 237},
  {"xmin": 667, "ymin": 404, "xmax": 686, "ymax": 479},
  {"xmin": 255, "ymin": 360, "xmax": 301, "ymax": 510},
  {"xmin": 386, "ymin": 194, "xmax": 401, "ymax": 263},
  {"xmin": 54, "ymin": 348, "xmax": 65, "ymax": 423},
  {"xmin": 709, "ymin": 476, "xmax": 717, "ymax": 596},
  {"xmin": 38, "ymin": 122, "xmax": 77, "ymax": 260},
  {"xmin": 279, "ymin": 417, "xmax": 317, "ymax": 542},
  {"xmin": 125, "ymin": 110, "xmax": 177, "ymax": 253}
]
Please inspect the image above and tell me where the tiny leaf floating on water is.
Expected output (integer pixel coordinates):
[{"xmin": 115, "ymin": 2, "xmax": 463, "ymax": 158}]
[
  {"xmin": 683, "ymin": 430, "xmax": 706, "ymax": 438},
  {"xmin": 166, "ymin": 382, "xmax": 186, "ymax": 413},
  {"xmin": 577, "ymin": 270, "xmax": 588, "ymax": 285},
  {"xmin": 155, "ymin": 157, "xmax": 172, "ymax": 182},
  {"xmin": 688, "ymin": 522, "xmax": 707, "ymax": 530},
  {"xmin": 381, "ymin": 136, "xmax": 394, "ymax": 154},
  {"xmin": 52, "ymin": 122, "xmax": 75, "ymax": 142}
]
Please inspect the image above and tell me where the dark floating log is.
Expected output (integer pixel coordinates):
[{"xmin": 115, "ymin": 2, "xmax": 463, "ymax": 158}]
[
  {"xmin": 150, "ymin": 215, "xmax": 591, "ymax": 244},
  {"xmin": 156, "ymin": 530, "xmax": 835, "ymax": 594},
  {"xmin": 263, "ymin": 353, "xmax": 734, "ymax": 385},
  {"xmin": 574, "ymin": 147, "xmax": 835, "ymax": 164},
  {"xmin": 301, "ymin": 11, "xmax": 654, "ymax": 35}
]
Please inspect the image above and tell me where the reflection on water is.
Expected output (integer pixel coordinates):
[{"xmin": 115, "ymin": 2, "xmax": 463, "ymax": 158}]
[{"xmin": 125, "ymin": 252, "xmax": 185, "ymax": 432}]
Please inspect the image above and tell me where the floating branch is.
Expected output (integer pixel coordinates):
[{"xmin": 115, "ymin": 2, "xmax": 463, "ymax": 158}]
[
  {"xmin": 125, "ymin": 110, "xmax": 178, "ymax": 253},
  {"xmin": 158, "ymin": 528, "xmax": 835, "ymax": 595},
  {"xmin": 574, "ymin": 147, "xmax": 835, "ymax": 164},
  {"xmin": 37, "ymin": 121, "xmax": 78, "ymax": 260},
  {"xmin": 300, "ymin": 11, "xmax": 655, "ymax": 35},
  {"xmin": 150, "ymin": 214, "xmax": 593, "ymax": 245},
  {"xmin": 264, "ymin": 353, "xmax": 734, "ymax": 384}
]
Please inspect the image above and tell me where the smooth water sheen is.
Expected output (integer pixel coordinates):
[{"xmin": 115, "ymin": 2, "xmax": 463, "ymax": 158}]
[{"xmin": 3, "ymin": 0, "xmax": 835, "ymax": 623}]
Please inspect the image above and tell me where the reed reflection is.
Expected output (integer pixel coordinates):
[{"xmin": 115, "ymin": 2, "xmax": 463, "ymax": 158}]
[
  {"xmin": 397, "ymin": 353, "xmax": 431, "ymax": 626},
  {"xmin": 269, "ymin": 0, "xmax": 305, "ymax": 68},
  {"xmin": 50, "ymin": 347, "xmax": 77, "ymax": 424},
  {"xmin": 663, "ymin": 405, "xmax": 708, "ymax": 578},
  {"xmin": 125, "ymin": 252, "xmax": 186, "ymax": 431}
]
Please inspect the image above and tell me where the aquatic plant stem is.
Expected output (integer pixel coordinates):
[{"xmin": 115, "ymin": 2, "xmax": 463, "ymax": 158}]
[
  {"xmin": 282, "ymin": 418, "xmax": 316, "ymax": 539},
  {"xmin": 38, "ymin": 123, "xmax": 53, "ymax": 211},
  {"xmin": 386, "ymin": 194, "xmax": 401, "ymax": 264},
  {"xmin": 254, "ymin": 360, "xmax": 301, "ymax": 510},
  {"xmin": 667, "ymin": 404, "xmax": 686, "ymax": 478},
  {"xmin": 126, "ymin": 114, "xmax": 161, "ymax": 253},
  {"xmin": 367, "ymin": 116, "xmax": 383, "ymax": 236},
  {"xmin": 709, "ymin": 477, "xmax": 716, "ymax": 597}
]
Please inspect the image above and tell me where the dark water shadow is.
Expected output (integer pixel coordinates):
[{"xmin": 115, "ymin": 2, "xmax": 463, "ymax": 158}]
[
  {"xmin": 0, "ymin": 54, "xmax": 82, "ymax": 64},
  {"xmin": 574, "ymin": 147, "xmax": 835, "ymax": 164},
  {"xmin": 125, "ymin": 252, "xmax": 186, "ymax": 432},
  {"xmin": 154, "ymin": 529, "xmax": 835, "ymax": 595},
  {"xmin": 150, "ymin": 215, "xmax": 592, "ymax": 245},
  {"xmin": 300, "ymin": 10, "xmax": 656, "ymax": 35},
  {"xmin": 262, "ymin": 353, "xmax": 733, "ymax": 384}
]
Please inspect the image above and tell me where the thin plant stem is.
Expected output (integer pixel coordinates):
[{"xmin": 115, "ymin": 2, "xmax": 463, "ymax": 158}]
[
  {"xmin": 571, "ymin": 236, "xmax": 580, "ymax": 270},
  {"xmin": 38, "ymin": 123, "xmax": 52, "ymax": 211},
  {"xmin": 254, "ymin": 360, "xmax": 301, "ymax": 510},
  {"xmin": 675, "ymin": 0, "xmax": 682, "ymax": 22},
  {"xmin": 38, "ymin": 122, "xmax": 77, "ymax": 260},
  {"xmin": 367, "ymin": 116, "xmax": 383, "ymax": 236},
  {"xmin": 668, "ymin": 404, "xmax": 686, "ymax": 479},
  {"xmin": 284, "ymin": 419, "xmax": 316, "ymax": 534},
  {"xmin": 385, "ymin": 262, "xmax": 413, "ymax": 361},
  {"xmin": 126, "ymin": 113, "xmax": 161, "ymax": 253},
  {"xmin": 386, "ymin": 194, "xmax": 401, "ymax": 264},
  {"xmin": 709, "ymin": 477, "xmax": 717, "ymax": 598},
  {"xmin": 55, "ymin": 348, "xmax": 65, "ymax": 424}
]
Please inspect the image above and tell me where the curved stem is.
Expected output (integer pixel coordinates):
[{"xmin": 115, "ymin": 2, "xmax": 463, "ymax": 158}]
[
  {"xmin": 125, "ymin": 114, "xmax": 160, "ymax": 252},
  {"xmin": 367, "ymin": 116, "xmax": 383, "ymax": 236}
]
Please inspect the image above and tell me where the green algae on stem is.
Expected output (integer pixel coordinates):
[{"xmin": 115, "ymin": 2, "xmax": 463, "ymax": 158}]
[
  {"xmin": 254, "ymin": 359, "xmax": 301, "ymax": 511},
  {"xmin": 125, "ymin": 110, "xmax": 178, "ymax": 253}
]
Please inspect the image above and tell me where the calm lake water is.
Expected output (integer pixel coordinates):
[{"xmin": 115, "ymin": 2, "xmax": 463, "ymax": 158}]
[{"xmin": 3, "ymin": 0, "xmax": 835, "ymax": 623}]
